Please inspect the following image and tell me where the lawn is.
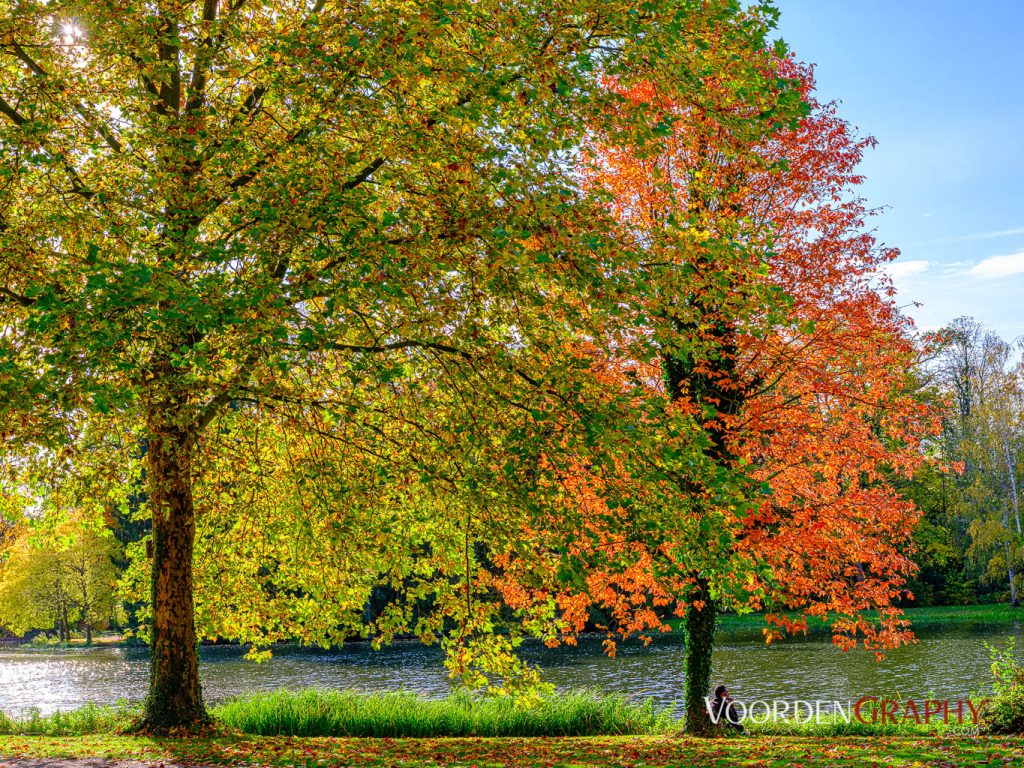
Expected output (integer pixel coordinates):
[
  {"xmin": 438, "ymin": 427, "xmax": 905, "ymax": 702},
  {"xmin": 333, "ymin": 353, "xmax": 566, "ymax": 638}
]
[
  {"xmin": 1, "ymin": 733, "xmax": 1023, "ymax": 767},
  {"xmin": 707, "ymin": 602, "xmax": 1024, "ymax": 639}
]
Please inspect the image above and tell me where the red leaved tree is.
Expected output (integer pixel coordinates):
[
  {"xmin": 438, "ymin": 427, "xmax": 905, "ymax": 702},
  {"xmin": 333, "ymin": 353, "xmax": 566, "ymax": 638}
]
[{"xmin": 487, "ymin": 58, "xmax": 938, "ymax": 734}]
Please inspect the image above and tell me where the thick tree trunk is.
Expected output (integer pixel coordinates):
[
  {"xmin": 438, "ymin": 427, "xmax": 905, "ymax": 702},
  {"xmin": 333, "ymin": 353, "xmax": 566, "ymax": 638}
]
[
  {"xmin": 661, "ymin": 147, "xmax": 749, "ymax": 739},
  {"xmin": 141, "ymin": 416, "xmax": 207, "ymax": 730},
  {"xmin": 85, "ymin": 622, "xmax": 92, "ymax": 646},
  {"xmin": 684, "ymin": 577, "xmax": 718, "ymax": 736}
]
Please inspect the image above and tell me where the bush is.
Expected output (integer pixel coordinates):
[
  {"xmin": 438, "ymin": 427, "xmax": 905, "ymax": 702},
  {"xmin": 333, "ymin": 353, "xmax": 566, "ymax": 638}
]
[
  {"xmin": 981, "ymin": 638, "xmax": 1024, "ymax": 734},
  {"xmin": 211, "ymin": 688, "xmax": 675, "ymax": 738}
]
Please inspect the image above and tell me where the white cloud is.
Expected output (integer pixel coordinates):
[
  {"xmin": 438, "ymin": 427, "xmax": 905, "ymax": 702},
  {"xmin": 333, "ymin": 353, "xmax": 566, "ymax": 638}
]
[
  {"xmin": 885, "ymin": 259, "xmax": 930, "ymax": 281},
  {"xmin": 968, "ymin": 252, "xmax": 1024, "ymax": 279}
]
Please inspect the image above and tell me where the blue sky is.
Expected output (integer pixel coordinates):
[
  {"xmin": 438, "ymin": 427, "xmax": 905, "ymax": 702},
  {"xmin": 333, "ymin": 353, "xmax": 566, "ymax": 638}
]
[{"xmin": 773, "ymin": 0, "xmax": 1024, "ymax": 342}]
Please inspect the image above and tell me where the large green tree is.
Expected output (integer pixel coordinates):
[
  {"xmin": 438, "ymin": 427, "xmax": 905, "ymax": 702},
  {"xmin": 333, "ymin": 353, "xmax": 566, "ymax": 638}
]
[{"xmin": 0, "ymin": 0, "xmax": 785, "ymax": 729}]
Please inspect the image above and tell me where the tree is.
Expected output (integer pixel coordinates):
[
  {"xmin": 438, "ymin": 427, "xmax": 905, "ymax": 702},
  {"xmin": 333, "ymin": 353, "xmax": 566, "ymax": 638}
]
[
  {"xmin": 614, "ymin": 59, "xmax": 933, "ymax": 733},
  {"xmin": 0, "ymin": 514, "xmax": 121, "ymax": 641},
  {"xmin": 0, "ymin": 489, "xmax": 17, "ymax": 551},
  {"xmin": 484, "ymin": 58, "xmax": 934, "ymax": 735},
  {"xmin": 0, "ymin": 0, "xmax": 788, "ymax": 728},
  {"xmin": 929, "ymin": 318, "xmax": 1024, "ymax": 602},
  {"xmin": 893, "ymin": 431, "xmax": 969, "ymax": 606}
]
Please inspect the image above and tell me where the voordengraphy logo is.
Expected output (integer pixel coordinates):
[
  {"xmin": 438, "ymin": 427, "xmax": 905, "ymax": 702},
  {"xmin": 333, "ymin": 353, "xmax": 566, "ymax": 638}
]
[{"xmin": 704, "ymin": 696, "xmax": 990, "ymax": 726}]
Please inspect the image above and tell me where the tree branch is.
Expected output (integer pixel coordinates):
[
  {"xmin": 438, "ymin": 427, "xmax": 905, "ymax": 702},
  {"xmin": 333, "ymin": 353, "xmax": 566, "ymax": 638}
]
[
  {"xmin": 0, "ymin": 287, "xmax": 34, "ymax": 307},
  {"xmin": 206, "ymin": 0, "xmax": 324, "ymax": 156},
  {"xmin": 155, "ymin": 12, "xmax": 181, "ymax": 117},
  {"xmin": 0, "ymin": 93, "xmax": 26, "ymax": 126},
  {"xmin": 122, "ymin": 50, "xmax": 162, "ymax": 108},
  {"xmin": 5, "ymin": 42, "xmax": 123, "ymax": 153},
  {"xmin": 320, "ymin": 338, "xmax": 474, "ymax": 360},
  {"xmin": 0, "ymin": 92, "xmax": 94, "ymax": 198},
  {"xmin": 184, "ymin": 0, "xmax": 220, "ymax": 116}
]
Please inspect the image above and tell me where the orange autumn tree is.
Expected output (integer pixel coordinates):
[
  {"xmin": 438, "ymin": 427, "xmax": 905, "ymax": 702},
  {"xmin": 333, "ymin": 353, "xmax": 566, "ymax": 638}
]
[
  {"xmin": 657, "ymin": 59, "xmax": 937, "ymax": 646},
  {"xmin": 487, "ymin": 58, "xmax": 937, "ymax": 734}
]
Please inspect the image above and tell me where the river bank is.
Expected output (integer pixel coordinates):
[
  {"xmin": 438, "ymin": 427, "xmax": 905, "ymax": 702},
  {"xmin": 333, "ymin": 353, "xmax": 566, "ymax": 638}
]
[
  {"xmin": 3, "ymin": 619, "xmax": 1017, "ymax": 717},
  {"xmin": 710, "ymin": 602, "xmax": 1024, "ymax": 638},
  {"xmin": 1, "ymin": 733, "xmax": 1022, "ymax": 767},
  {"xmin": 14, "ymin": 603, "xmax": 1021, "ymax": 651}
]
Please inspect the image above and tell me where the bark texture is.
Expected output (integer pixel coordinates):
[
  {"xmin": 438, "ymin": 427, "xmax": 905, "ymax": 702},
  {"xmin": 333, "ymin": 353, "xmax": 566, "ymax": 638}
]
[{"xmin": 141, "ymin": 415, "xmax": 206, "ymax": 730}]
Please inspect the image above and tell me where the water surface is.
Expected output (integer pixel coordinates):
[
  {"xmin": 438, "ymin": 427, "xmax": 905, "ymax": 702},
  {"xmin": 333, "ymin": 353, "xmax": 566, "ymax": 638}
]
[{"xmin": 1, "ymin": 623, "xmax": 1018, "ymax": 716}]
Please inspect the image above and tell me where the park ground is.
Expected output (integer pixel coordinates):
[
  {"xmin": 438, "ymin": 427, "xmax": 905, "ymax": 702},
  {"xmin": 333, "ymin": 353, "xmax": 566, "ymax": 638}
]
[{"xmin": 2, "ymin": 734, "xmax": 1024, "ymax": 767}]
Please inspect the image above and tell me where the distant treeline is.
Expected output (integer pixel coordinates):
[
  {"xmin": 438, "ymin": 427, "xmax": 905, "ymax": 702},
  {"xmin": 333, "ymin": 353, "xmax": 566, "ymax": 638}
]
[{"xmin": 899, "ymin": 317, "xmax": 1024, "ymax": 607}]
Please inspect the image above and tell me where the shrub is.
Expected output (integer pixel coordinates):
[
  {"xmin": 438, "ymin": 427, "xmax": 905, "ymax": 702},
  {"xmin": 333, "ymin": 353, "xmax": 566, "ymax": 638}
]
[{"xmin": 981, "ymin": 638, "xmax": 1024, "ymax": 735}]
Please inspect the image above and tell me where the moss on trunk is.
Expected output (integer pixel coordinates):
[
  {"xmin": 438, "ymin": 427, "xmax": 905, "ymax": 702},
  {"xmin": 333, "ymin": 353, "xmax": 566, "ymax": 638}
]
[{"xmin": 683, "ymin": 578, "xmax": 717, "ymax": 736}]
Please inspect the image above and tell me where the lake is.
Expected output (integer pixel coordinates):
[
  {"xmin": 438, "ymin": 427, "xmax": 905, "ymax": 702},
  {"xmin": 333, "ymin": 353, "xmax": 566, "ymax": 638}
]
[{"xmin": 1, "ymin": 623, "xmax": 1019, "ymax": 716}]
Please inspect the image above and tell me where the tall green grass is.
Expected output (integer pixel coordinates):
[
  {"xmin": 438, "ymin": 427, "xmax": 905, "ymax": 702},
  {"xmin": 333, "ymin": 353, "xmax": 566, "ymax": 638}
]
[
  {"xmin": 0, "ymin": 691, "xmax": 670, "ymax": 737},
  {"xmin": 0, "ymin": 689, "xmax": 983, "ymax": 738},
  {"xmin": 211, "ymin": 688, "xmax": 675, "ymax": 737},
  {"xmin": 0, "ymin": 702, "xmax": 138, "ymax": 736}
]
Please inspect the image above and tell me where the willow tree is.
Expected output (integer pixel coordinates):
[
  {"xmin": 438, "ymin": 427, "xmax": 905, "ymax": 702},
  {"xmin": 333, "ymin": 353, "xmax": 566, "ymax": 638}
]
[{"xmin": 0, "ymin": 0, "xmax": 785, "ymax": 729}]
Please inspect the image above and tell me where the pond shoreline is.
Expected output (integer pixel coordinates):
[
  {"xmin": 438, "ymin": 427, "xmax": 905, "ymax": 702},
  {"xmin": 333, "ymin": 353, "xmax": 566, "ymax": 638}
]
[
  {"xmin": 713, "ymin": 602, "xmax": 1024, "ymax": 638},
  {"xmin": 13, "ymin": 603, "xmax": 1023, "ymax": 652},
  {"xmin": 3, "ymin": 605, "xmax": 1019, "ymax": 717}
]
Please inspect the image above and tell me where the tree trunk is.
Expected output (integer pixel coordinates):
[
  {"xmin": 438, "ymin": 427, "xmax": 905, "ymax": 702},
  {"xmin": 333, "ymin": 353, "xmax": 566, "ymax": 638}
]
[
  {"xmin": 141, "ymin": 415, "xmax": 207, "ymax": 730},
  {"xmin": 82, "ymin": 575, "xmax": 92, "ymax": 646},
  {"xmin": 660, "ymin": 143, "xmax": 749, "ymax": 739},
  {"xmin": 1007, "ymin": 542, "xmax": 1019, "ymax": 606},
  {"xmin": 1005, "ymin": 439, "xmax": 1021, "ymax": 535},
  {"xmin": 684, "ymin": 577, "xmax": 718, "ymax": 735}
]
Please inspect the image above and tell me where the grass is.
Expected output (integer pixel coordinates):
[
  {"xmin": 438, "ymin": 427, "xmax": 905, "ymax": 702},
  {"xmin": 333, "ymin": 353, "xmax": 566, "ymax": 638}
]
[
  {"xmin": 0, "ymin": 689, "xmax": 992, "ymax": 740},
  {"xmin": 0, "ymin": 702, "xmax": 138, "ymax": 736},
  {"xmin": 22, "ymin": 632, "xmax": 126, "ymax": 649},
  {"xmin": 1, "ymin": 690, "xmax": 1018, "ymax": 767},
  {"xmin": 0, "ymin": 690, "xmax": 673, "ymax": 738},
  {"xmin": 702, "ymin": 602, "xmax": 1024, "ymax": 639},
  {"xmin": 746, "ymin": 710, "xmax": 978, "ymax": 737},
  {"xmin": 212, "ymin": 688, "xmax": 675, "ymax": 738},
  {"xmin": 1, "ymin": 733, "xmax": 1023, "ymax": 767}
]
